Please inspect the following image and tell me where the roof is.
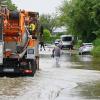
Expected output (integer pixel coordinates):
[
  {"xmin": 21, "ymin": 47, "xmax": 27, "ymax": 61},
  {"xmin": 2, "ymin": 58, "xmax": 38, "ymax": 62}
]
[
  {"xmin": 82, "ymin": 43, "xmax": 93, "ymax": 45},
  {"xmin": 53, "ymin": 26, "xmax": 67, "ymax": 33},
  {"xmin": 60, "ymin": 35, "xmax": 73, "ymax": 37}
]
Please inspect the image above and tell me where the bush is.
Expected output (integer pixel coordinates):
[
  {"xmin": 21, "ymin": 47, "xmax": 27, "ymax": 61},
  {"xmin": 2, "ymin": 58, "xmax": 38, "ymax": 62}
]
[
  {"xmin": 91, "ymin": 46, "xmax": 100, "ymax": 57},
  {"xmin": 93, "ymin": 38, "xmax": 100, "ymax": 46},
  {"xmin": 91, "ymin": 38, "xmax": 100, "ymax": 57},
  {"xmin": 43, "ymin": 29, "xmax": 51, "ymax": 43},
  {"xmin": 74, "ymin": 40, "xmax": 82, "ymax": 49}
]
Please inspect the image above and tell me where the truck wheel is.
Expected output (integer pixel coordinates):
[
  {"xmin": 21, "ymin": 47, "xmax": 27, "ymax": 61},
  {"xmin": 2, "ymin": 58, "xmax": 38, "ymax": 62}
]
[
  {"xmin": 28, "ymin": 59, "xmax": 37, "ymax": 76},
  {"xmin": 36, "ymin": 56, "xmax": 39, "ymax": 70}
]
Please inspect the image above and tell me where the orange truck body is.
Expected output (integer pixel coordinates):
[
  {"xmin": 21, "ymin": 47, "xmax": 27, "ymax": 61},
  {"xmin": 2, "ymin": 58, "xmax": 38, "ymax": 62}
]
[{"xmin": 0, "ymin": 8, "xmax": 39, "ymax": 76}]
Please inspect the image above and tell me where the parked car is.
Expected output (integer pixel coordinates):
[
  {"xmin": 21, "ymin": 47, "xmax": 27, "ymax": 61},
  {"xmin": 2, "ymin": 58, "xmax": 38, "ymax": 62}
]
[
  {"xmin": 79, "ymin": 43, "xmax": 94, "ymax": 55},
  {"xmin": 54, "ymin": 39, "xmax": 61, "ymax": 45}
]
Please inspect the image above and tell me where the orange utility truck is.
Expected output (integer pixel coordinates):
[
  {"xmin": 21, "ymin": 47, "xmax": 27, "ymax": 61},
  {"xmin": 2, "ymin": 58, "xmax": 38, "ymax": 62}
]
[{"xmin": 0, "ymin": 7, "xmax": 39, "ymax": 76}]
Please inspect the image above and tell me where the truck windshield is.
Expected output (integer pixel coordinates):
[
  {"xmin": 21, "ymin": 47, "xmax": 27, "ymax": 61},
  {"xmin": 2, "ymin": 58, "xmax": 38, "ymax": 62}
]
[{"xmin": 62, "ymin": 37, "xmax": 72, "ymax": 41}]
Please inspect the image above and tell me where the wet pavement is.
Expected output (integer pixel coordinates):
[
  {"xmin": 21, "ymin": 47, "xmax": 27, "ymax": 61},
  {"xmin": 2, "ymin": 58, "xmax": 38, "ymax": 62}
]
[{"xmin": 0, "ymin": 46, "xmax": 100, "ymax": 100}]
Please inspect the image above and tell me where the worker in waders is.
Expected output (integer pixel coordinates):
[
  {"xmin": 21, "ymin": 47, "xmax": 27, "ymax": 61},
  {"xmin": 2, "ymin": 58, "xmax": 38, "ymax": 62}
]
[{"xmin": 52, "ymin": 44, "xmax": 61, "ymax": 64}]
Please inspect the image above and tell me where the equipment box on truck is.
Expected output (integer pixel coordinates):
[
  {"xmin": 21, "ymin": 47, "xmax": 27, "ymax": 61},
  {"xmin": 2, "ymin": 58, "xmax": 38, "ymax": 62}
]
[{"xmin": 60, "ymin": 35, "xmax": 74, "ymax": 49}]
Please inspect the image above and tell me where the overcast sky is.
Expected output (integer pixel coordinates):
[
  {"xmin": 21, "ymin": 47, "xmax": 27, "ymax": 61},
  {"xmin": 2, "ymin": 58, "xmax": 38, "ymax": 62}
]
[{"xmin": 12, "ymin": 0, "xmax": 64, "ymax": 15}]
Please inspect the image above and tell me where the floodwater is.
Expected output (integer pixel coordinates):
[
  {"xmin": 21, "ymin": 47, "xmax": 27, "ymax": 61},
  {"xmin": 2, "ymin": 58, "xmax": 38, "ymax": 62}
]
[{"xmin": 0, "ymin": 47, "xmax": 100, "ymax": 100}]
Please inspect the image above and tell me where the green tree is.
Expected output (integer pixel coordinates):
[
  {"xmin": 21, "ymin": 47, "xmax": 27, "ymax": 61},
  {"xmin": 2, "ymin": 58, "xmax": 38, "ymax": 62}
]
[
  {"xmin": 39, "ymin": 14, "xmax": 58, "ymax": 32},
  {"xmin": 7, "ymin": 0, "xmax": 17, "ymax": 11},
  {"xmin": 0, "ymin": 0, "xmax": 17, "ymax": 11},
  {"xmin": 59, "ymin": 0, "xmax": 100, "ymax": 42},
  {"xmin": 43, "ymin": 29, "xmax": 51, "ymax": 43}
]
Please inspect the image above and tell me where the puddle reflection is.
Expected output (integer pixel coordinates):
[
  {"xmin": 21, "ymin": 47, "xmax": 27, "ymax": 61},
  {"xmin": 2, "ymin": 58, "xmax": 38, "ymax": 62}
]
[{"xmin": 79, "ymin": 55, "xmax": 93, "ymax": 62}]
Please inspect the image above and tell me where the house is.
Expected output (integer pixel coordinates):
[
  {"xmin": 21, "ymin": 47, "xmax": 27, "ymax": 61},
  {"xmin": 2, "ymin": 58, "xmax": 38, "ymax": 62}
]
[{"xmin": 52, "ymin": 26, "xmax": 67, "ymax": 34}]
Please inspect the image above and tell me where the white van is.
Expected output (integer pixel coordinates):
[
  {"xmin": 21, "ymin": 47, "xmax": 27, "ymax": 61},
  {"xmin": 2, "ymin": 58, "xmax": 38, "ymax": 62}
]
[{"xmin": 60, "ymin": 35, "xmax": 74, "ymax": 49}]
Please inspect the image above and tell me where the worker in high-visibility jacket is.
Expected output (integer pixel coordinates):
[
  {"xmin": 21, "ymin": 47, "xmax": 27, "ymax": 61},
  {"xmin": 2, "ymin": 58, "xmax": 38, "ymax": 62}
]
[{"xmin": 29, "ymin": 23, "xmax": 36, "ymax": 35}]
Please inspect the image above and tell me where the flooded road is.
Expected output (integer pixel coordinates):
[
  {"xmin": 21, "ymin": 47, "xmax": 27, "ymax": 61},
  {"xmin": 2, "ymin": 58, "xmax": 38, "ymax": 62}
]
[{"xmin": 0, "ymin": 47, "xmax": 100, "ymax": 100}]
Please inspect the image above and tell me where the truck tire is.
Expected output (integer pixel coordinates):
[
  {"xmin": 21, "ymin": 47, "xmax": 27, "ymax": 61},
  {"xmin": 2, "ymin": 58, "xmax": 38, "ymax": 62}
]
[
  {"xmin": 35, "ymin": 56, "xmax": 39, "ymax": 70},
  {"xmin": 29, "ymin": 59, "xmax": 37, "ymax": 76}
]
